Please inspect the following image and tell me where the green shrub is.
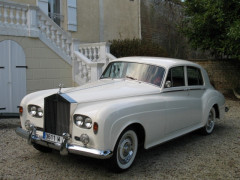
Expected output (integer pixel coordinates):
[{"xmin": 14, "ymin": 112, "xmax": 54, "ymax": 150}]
[{"xmin": 110, "ymin": 38, "xmax": 168, "ymax": 58}]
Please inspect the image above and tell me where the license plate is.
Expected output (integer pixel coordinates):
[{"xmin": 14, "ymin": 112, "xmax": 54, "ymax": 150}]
[{"xmin": 43, "ymin": 132, "xmax": 63, "ymax": 143}]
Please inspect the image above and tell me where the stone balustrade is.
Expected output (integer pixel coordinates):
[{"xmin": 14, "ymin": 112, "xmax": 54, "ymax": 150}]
[
  {"xmin": 0, "ymin": 0, "xmax": 116, "ymax": 86},
  {"xmin": 73, "ymin": 42, "xmax": 116, "ymax": 84},
  {"xmin": 0, "ymin": 0, "xmax": 72, "ymax": 64},
  {"xmin": 37, "ymin": 10, "xmax": 72, "ymax": 58},
  {"xmin": 0, "ymin": 1, "xmax": 38, "ymax": 37},
  {"xmin": 78, "ymin": 42, "xmax": 112, "ymax": 62},
  {"xmin": 73, "ymin": 51, "xmax": 105, "ymax": 85},
  {"xmin": 0, "ymin": 1, "xmax": 28, "ymax": 27}
]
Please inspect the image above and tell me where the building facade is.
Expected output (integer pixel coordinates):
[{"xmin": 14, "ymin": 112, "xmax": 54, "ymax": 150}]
[
  {"xmin": 8, "ymin": 0, "xmax": 141, "ymax": 42},
  {"xmin": 0, "ymin": 0, "xmax": 141, "ymax": 113}
]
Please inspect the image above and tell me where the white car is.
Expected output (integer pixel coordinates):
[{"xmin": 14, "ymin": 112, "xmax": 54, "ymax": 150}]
[{"xmin": 16, "ymin": 57, "xmax": 226, "ymax": 172}]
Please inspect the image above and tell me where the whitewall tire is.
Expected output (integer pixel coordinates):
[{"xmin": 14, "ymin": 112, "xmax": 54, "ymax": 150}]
[
  {"xmin": 202, "ymin": 107, "xmax": 216, "ymax": 135},
  {"xmin": 109, "ymin": 129, "xmax": 138, "ymax": 172}
]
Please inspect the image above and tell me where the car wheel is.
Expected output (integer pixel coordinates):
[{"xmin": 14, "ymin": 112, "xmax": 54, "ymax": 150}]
[
  {"xmin": 109, "ymin": 129, "xmax": 138, "ymax": 172},
  {"xmin": 33, "ymin": 143, "xmax": 52, "ymax": 153},
  {"xmin": 201, "ymin": 107, "xmax": 216, "ymax": 135}
]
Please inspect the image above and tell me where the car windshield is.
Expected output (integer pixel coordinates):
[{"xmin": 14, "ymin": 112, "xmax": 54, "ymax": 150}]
[{"xmin": 100, "ymin": 61, "xmax": 165, "ymax": 87}]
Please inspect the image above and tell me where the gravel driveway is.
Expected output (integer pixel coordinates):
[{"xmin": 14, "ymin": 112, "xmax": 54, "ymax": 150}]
[{"xmin": 0, "ymin": 99, "xmax": 239, "ymax": 180}]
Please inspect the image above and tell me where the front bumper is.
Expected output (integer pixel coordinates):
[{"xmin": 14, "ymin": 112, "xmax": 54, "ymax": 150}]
[{"xmin": 15, "ymin": 127, "xmax": 112, "ymax": 159}]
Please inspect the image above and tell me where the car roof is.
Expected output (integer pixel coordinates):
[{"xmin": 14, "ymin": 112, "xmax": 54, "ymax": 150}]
[{"xmin": 112, "ymin": 56, "xmax": 201, "ymax": 69}]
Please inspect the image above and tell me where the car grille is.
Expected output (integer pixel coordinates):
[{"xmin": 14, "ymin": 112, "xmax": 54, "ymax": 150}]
[{"xmin": 44, "ymin": 94, "xmax": 70, "ymax": 136}]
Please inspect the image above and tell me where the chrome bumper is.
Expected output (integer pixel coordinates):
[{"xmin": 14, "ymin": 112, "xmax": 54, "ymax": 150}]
[{"xmin": 15, "ymin": 127, "xmax": 112, "ymax": 159}]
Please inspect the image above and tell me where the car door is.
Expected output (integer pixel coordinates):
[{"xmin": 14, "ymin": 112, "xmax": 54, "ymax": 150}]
[
  {"xmin": 162, "ymin": 66, "xmax": 196, "ymax": 135},
  {"xmin": 185, "ymin": 66, "xmax": 205, "ymax": 124}
]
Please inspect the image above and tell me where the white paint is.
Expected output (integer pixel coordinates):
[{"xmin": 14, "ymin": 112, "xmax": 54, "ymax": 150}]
[
  {"xmin": 0, "ymin": 40, "xmax": 10, "ymax": 113},
  {"xmin": 0, "ymin": 40, "xmax": 26, "ymax": 113},
  {"xmin": 73, "ymin": 42, "xmax": 115, "ymax": 85},
  {"xmin": 19, "ymin": 57, "xmax": 225, "ymax": 153},
  {"xmin": 0, "ymin": 0, "xmax": 116, "ymax": 86}
]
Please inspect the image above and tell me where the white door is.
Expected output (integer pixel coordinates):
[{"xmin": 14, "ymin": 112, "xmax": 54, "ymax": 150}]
[{"xmin": 0, "ymin": 40, "xmax": 26, "ymax": 113}]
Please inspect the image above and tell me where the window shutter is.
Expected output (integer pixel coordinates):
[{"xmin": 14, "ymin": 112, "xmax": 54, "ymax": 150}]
[
  {"xmin": 37, "ymin": 0, "xmax": 48, "ymax": 15},
  {"xmin": 67, "ymin": 0, "xmax": 77, "ymax": 31}
]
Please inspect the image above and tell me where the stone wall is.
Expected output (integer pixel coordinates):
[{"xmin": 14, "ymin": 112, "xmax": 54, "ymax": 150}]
[{"xmin": 191, "ymin": 59, "xmax": 240, "ymax": 93}]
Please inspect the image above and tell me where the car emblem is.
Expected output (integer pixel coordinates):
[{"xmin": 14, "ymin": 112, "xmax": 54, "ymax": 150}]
[{"xmin": 58, "ymin": 83, "xmax": 64, "ymax": 94}]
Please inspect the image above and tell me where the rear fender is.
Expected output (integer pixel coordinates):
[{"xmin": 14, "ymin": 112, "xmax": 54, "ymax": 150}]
[{"xmin": 203, "ymin": 96, "xmax": 220, "ymax": 125}]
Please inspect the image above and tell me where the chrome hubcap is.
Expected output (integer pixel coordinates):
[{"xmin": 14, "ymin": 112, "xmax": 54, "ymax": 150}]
[
  {"xmin": 118, "ymin": 135, "xmax": 135, "ymax": 165},
  {"xmin": 206, "ymin": 109, "xmax": 215, "ymax": 133}
]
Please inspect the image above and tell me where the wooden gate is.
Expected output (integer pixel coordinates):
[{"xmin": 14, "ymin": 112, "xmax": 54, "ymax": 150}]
[{"xmin": 0, "ymin": 40, "xmax": 26, "ymax": 113}]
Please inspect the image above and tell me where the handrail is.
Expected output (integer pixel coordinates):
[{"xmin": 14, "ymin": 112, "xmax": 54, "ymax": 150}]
[
  {"xmin": 0, "ymin": 0, "xmax": 72, "ymax": 64},
  {"xmin": 74, "ymin": 51, "xmax": 97, "ymax": 65},
  {"xmin": 0, "ymin": 0, "xmax": 29, "ymax": 8},
  {"xmin": 37, "ymin": 9, "xmax": 71, "ymax": 42},
  {"xmin": 0, "ymin": 0, "xmax": 116, "ymax": 86},
  {"xmin": 73, "ymin": 51, "xmax": 105, "ymax": 85},
  {"xmin": 106, "ymin": 52, "xmax": 116, "ymax": 61}
]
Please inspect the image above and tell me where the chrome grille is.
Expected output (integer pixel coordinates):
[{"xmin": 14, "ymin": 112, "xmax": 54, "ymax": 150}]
[{"xmin": 44, "ymin": 94, "xmax": 70, "ymax": 136}]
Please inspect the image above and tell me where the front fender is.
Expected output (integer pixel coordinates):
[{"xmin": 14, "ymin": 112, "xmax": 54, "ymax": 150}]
[
  {"xmin": 108, "ymin": 116, "xmax": 145, "ymax": 151},
  {"xmin": 73, "ymin": 95, "xmax": 165, "ymax": 151},
  {"xmin": 99, "ymin": 98, "xmax": 147, "ymax": 150},
  {"xmin": 102, "ymin": 96, "xmax": 166, "ymax": 151}
]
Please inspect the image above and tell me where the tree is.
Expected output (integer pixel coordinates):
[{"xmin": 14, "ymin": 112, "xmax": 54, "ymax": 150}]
[
  {"xmin": 141, "ymin": 0, "xmax": 187, "ymax": 58},
  {"xmin": 181, "ymin": 0, "xmax": 240, "ymax": 59}
]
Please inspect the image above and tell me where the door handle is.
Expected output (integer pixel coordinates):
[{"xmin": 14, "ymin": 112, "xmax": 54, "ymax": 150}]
[
  {"xmin": 0, "ymin": 67, "xmax": 4, "ymax": 69},
  {"xmin": 16, "ymin": 66, "xmax": 28, "ymax": 69}
]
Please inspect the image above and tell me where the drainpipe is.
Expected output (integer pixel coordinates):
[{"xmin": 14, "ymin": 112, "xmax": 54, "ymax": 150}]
[
  {"xmin": 138, "ymin": 0, "xmax": 142, "ymax": 39},
  {"xmin": 99, "ymin": 0, "xmax": 104, "ymax": 42}
]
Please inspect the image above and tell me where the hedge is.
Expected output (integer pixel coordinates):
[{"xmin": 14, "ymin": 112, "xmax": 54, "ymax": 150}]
[{"xmin": 110, "ymin": 38, "xmax": 168, "ymax": 58}]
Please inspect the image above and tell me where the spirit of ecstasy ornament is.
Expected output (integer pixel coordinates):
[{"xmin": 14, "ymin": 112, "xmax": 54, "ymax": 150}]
[{"xmin": 58, "ymin": 83, "xmax": 64, "ymax": 94}]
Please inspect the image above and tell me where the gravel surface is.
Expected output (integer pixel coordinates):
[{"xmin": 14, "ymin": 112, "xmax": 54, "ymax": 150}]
[{"xmin": 0, "ymin": 99, "xmax": 239, "ymax": 180}]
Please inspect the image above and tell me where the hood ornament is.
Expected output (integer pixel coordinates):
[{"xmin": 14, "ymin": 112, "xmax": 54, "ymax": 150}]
[{"xmin": 58, "ymin": 83, "xmax": 64, "ymax": 94}]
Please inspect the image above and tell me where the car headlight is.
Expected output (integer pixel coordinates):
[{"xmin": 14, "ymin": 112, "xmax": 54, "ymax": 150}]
[
  {"xmin": 28, "ymin": 105, "xmax": 43, "ymax": 118},
  {"xmin": 74, "ymin": 115, "xmax": 92, "ymax": 129},
  {"xmin": 75, "ymin": 116, "xmax": 84, "ymax": 126}
]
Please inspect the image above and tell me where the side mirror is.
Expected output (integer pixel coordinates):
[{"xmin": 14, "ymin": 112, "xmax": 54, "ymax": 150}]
[{"xmin": 165, "ymin": 81, "xmax": 172, "ymax": 88}]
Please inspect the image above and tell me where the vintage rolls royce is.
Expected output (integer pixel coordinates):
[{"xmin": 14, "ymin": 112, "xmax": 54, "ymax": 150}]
[{"xmin": 16, "ymin": 57, "xmax": 226, "ymax": 172}]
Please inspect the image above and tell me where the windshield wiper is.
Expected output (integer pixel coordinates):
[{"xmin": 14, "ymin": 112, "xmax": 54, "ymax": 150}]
[
  {"xmin": 125, "ymin": 76, "xmax": 137, "ymax": 80},
  {"xmin": 100, "ymin": 77, "xmax": 109, "ymax": 79}
]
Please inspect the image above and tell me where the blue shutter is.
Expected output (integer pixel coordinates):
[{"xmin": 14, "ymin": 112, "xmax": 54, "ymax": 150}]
[
  {"xmin": 37, "ymin": 0, "xmax": 48, "ymax": 15},
  {"xmin": 67, "ymin": 0, "xmax": 77, "ymax": 31}
]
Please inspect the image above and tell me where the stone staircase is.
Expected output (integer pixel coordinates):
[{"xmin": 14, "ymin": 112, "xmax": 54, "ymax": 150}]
[{"xmin": 0, "ymin": 0, "xmax": 116, "ymax": 86}]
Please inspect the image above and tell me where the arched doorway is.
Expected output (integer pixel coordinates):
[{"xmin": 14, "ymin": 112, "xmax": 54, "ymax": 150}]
[{"xmin": 0, "ymin": 40, "xmax": 26, "ymax": 113}]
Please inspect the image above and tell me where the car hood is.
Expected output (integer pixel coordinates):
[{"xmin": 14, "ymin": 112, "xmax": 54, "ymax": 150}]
[
  {"xmin": 22, "ymin": 79, "xmax": 161, "ymax": 107},
  {"xmin": 63, "ymin": 79, "xmax": 160, "ymax": 103}
]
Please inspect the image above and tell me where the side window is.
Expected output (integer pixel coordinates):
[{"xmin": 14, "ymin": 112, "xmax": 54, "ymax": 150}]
[
  {"xmin": 166, "ymin": 66, "xmax": 185, "ymax": 87},
  {"xmin": 187, "ymin": 67, "xmax": 203, "ymax": 86}
]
